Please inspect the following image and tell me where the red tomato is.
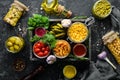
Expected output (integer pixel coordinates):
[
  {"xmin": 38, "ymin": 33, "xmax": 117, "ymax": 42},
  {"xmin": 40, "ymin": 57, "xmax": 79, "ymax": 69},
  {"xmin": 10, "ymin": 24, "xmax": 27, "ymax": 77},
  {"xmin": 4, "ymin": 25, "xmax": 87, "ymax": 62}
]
[
  {"xmin": 44, "ymin": 51, "xmax": 48, "ymax": 56},
  {"xmin": 42, "ymin": 47, "xmax": 45, "ymax": 51},
  {"xmin": 33, "ymin": 45, "xmax": 37, "ymax": 49},
  {"xmin": 45, "ymin": 46, "xmax": 50, "ymax": 51},
  {"xmin": 37, "ymin": 52, "xmax": 44, "ymax": 57},
  {"xmin": 36, "ymin": 43, "xmax": 41, "ymax": 48},
  {"xmin": 34, "ymin": 48, "xmax": 40, "ymax": 53},
  {"xmin": 41, "ymin": 43, "xmax": 44, "ymax": 47}
]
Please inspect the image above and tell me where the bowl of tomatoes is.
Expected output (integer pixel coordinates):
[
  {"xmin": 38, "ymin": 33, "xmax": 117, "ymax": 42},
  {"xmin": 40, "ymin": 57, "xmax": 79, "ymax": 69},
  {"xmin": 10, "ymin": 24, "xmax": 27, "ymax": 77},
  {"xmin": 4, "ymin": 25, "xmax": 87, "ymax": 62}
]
[{"xmin": 33, "ymin": 41, "xmax": 50, "ymax": 59}]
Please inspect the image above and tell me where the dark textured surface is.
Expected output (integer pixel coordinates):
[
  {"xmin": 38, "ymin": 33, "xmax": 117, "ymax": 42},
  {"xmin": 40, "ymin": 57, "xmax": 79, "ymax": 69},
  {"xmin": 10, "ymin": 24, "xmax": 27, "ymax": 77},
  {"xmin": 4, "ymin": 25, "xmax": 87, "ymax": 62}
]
[{"xmin": 0, "ymin": 0, "xmax": 120, "ymax": 80}]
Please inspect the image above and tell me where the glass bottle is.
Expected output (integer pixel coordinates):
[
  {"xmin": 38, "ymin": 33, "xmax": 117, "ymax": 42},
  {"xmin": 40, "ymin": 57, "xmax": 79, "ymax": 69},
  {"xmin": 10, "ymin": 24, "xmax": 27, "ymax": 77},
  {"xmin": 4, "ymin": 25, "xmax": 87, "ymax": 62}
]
[
  {"xmin": 41, "ymin": 0, "xmax": 72, "ymax": 18},
  {"xmin": 41, "ymin": 0, "xmax": 58, "ymax": 13}
]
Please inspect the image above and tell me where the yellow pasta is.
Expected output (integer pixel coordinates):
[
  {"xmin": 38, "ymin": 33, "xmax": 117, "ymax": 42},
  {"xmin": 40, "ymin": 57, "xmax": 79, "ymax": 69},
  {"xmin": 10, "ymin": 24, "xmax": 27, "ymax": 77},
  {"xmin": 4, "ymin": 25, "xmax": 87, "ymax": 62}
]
[
  {"xmin": 68, "ymin": 22, "xmax": 88, "ymax": 43},
  {"xmin": 102, "ymin": 31, "xmax": 120, "ymax": 64}
]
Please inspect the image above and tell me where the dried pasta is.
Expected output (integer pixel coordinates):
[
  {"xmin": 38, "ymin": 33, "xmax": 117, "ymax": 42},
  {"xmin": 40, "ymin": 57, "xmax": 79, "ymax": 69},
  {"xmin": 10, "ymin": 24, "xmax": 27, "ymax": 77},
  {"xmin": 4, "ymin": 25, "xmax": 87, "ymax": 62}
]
[
  {"xmin": 68, "ymin": 22, "xmax": 88, "ymax": 43},
  {"xmin": 102, "ymin": 31, "xmax": 120, "ymax": 64}
]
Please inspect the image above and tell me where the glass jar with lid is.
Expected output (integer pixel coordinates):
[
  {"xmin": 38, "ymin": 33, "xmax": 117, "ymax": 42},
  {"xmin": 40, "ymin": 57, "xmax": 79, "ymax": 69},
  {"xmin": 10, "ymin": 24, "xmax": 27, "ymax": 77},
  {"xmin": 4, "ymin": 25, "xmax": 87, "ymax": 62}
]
[
  {"xmin": 3, "ymin": 0, "xmax": 29, "ymax": 26},
  {"xmin": 102, "ymin": 31, "xmax": 120, "ymax": 64}
]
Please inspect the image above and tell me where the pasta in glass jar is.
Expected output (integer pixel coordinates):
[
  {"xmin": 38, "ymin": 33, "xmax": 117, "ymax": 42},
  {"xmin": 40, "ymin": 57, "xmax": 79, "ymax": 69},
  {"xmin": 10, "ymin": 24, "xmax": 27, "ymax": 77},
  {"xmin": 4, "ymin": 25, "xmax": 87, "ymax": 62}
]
[
  {"xmin": 3, "ymin": 0, "xmax": 29, "ymax": 26},
  {"xmin": 102, "ymin": 31, "xmax": 120, "ymax": 64}
]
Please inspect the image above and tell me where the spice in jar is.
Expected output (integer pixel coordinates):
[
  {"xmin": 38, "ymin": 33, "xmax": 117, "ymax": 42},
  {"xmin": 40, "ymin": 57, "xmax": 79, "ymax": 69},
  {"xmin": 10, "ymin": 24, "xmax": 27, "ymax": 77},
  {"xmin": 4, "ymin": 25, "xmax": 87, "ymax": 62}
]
[
  {"xmin": 13, "ymin": 58, "xmax": 25, "ymax": 71},
  {"xmin": 3, "ymin": 0, "xmax": 29, "ymax": 26},
  {"xmin": 102, "ymin": 31, "xmax": 120, "ymax": 64}
]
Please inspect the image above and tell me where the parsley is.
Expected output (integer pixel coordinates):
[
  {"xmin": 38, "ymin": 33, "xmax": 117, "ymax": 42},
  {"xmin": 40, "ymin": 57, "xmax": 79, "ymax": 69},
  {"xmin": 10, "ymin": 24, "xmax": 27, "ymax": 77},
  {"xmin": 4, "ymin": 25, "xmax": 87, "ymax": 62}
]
[
  {"xmin": 30, "ymin": 33, "xmax": 56, "ymax": 48},
  {"xmin": 27, "ymin": 14, "xmax": 49, "ymax": 30},
  {"xmin": 40, "ymin": 33, "xmax": 56, "ymax": 48},
  {"xmin": 30, "ymin": 35, "xmax": 41, "ymax": 42}
]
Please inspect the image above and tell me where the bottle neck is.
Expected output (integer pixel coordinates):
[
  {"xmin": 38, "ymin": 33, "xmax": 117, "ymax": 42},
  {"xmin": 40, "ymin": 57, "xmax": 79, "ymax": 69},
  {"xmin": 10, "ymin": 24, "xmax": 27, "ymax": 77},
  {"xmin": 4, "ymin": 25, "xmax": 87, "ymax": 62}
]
[{"xmin": 54, "ymin": 4, "xmax": 72, "ymax": 18}]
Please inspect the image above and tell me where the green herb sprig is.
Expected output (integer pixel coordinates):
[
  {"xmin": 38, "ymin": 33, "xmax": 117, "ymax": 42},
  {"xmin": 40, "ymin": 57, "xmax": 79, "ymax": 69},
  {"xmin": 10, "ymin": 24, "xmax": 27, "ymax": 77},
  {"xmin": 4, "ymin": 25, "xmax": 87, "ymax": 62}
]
[
  {"xmin": 27, "ymin": 14, "xmax": 49, "ymax": 30},
  {"xmin": 30, "ymin": 35, "xmax": 41, "ymax": 42},
  {"xmin": 30, "ymin": 33, "xmax": 56, "ymax": 48},
  {"xmin": 72, "ymin": 16, "xmax": 87, "ymax": 19},
  {"xmin": 68, "ymin": 54, "xmax": 89, "ymax": 61}
]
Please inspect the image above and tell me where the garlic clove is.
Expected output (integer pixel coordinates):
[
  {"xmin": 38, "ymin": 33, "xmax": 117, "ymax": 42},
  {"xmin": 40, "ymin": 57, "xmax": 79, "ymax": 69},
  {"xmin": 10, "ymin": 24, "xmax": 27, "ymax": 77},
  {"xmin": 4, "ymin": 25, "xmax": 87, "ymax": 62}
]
[
  {"xmin": 46, "ymin": 55, "xmax": 56, "ymax": 64},
  {"xmin": 61, "ymin": 19, "xmax": 71, "ymax": 28}
]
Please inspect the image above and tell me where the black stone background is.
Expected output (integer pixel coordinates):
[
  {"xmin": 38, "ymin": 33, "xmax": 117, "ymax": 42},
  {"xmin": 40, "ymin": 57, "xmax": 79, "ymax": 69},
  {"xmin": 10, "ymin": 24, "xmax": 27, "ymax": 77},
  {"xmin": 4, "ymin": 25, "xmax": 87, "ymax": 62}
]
[{"xmin": 0, "ymin": 0, "xmax": 120, "ymax": 80}]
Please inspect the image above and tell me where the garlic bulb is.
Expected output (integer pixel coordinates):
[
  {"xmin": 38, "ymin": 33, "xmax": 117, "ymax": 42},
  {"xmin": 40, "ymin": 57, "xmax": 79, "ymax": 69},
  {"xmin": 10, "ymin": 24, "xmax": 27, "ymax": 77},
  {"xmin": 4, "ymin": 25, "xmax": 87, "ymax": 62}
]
[
  {"xmin": 61, "ymin": 19, "xmax": 71, "ymax": 28},
  {"xmin": 46, "ymin": 55, "xmax": 56, "ymax": 64}
]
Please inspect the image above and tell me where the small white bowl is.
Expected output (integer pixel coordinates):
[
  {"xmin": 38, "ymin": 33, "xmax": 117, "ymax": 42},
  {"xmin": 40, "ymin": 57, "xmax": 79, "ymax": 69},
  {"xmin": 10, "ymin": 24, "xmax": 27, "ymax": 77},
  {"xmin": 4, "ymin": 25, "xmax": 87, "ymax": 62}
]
[
  {"xmin": 53, "ymin": 40, "xmax": 71, "ymax": 59},
  {"xmin": 73, "ymin": 44, "xmax": 87, "ymax": 58},
  {"xmin": 33, "ymin": 41, "xmax": 50, "ymax": 59}
]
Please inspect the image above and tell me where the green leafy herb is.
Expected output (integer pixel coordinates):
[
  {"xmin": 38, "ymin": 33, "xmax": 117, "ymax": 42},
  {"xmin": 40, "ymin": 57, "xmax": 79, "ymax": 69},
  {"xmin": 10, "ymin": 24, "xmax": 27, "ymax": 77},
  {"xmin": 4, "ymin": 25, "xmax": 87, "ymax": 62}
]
[
  {"xmin": 40, "ymin": 33, "xmax": 56, "ymax": 48},
  {"xmin": 27, "ymin": 14, "xmax": 49, "ymax": 30},
  {"xmin": 30, "ymin": 33, "xmax": 56, "ymax": 48},
  {"xmin": 30, "ymin": 35, "xmax": 41, "ymax": 42},
  {"xmin": 68, "ymin": 54, "xmax": 89, "ymax": 61},
  {"xmin": 72, "ymin": 16, "xmax": 87, "ymax": 19}
]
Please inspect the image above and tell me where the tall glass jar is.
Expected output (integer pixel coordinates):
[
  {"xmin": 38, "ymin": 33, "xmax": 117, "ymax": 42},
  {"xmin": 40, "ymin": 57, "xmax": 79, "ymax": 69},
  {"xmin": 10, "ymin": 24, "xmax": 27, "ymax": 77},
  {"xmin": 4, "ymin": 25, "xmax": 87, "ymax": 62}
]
[
  {"xmin": 102, "ymin": 31, "xmax": 120, "ymax": 64},
  {"xmin": 3, "ymin": 0, "xmax": 29, "ymax": 26}
]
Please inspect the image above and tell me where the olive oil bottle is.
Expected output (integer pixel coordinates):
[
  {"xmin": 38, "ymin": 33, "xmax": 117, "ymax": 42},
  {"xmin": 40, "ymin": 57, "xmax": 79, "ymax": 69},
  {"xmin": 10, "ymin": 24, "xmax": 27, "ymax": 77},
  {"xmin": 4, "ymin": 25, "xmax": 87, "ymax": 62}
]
[
  {"xmin": 41, "ymin": 0, "xmax": 72, "ymax": 18},
  {"xmin": 41, "ymin": 0, "xmax": 58, "ymax": 13}
]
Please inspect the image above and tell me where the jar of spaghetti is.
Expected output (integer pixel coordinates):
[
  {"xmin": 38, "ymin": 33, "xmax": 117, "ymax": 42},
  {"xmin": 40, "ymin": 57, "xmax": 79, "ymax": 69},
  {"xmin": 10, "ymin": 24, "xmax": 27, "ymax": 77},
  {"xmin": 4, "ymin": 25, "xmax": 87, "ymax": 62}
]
[
  {"xmin": 102, "ymin": 31, "xmax": 120, "ymax": 64},
  {"xmin": 3, "ymin": 0, "xmax": 29, "ymax": 26}
]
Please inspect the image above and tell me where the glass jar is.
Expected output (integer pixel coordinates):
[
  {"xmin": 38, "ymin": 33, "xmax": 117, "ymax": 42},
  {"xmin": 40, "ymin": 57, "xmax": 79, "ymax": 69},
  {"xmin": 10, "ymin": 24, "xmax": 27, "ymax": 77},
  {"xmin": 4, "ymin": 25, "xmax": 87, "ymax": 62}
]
[
  {"xmin": 5, "ymin": 36, "xmax": 25, "ymax": 53},
  {"xmin": 92, "ymin": 0, "xmax": 111, "ymax": 19},
  {"xmin": 102, "ymin": 31, "xmax": 120, "ymax": 64},
  {"xmin": 3, "ymin": 0, "xmax": 29, "ymax": 26}
]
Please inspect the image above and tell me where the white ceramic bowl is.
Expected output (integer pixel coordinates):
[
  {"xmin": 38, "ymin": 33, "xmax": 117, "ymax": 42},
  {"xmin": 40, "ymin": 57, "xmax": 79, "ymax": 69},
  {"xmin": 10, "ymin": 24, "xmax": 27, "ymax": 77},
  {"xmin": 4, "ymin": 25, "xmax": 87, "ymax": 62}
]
[
  {"xmin": 53, "ymin": 40, "xmax": 71, "ymax": 59},
  {"xmin": 33, "ymin": 41, "xmax": 50, "ymax": 59}
]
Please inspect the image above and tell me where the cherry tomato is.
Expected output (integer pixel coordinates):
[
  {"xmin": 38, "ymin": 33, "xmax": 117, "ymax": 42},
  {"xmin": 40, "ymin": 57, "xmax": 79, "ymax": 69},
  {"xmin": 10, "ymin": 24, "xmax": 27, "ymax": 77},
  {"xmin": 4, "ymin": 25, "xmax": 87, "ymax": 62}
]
[
  {"xmin": 34, "ymin": 48, "xmax": 40, "ymax": 53},
  {"xmin": 42, "ymin": 47, "xmax": 45, "ymax": 51},
  {"xmin": 37, "ymin": 52, "xmax": 44, "ymax": 57},
  {"xmin": 44, "ymin": 51, "xmax": 48, "ymax": 56},
  {"xmin": 33, "ymin": 45, "xmax": 37, "ymax": 49},
  {"xmin": 45, "ymin": 46, "xmax": 50, "ymax": 51},
  {"xmin": 36, "ymin": 43, "xmax": 41, "ymax": 48},
  {"xmin": 40, "ymin": 42, "xmax": 45, "ymax": 47}
]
